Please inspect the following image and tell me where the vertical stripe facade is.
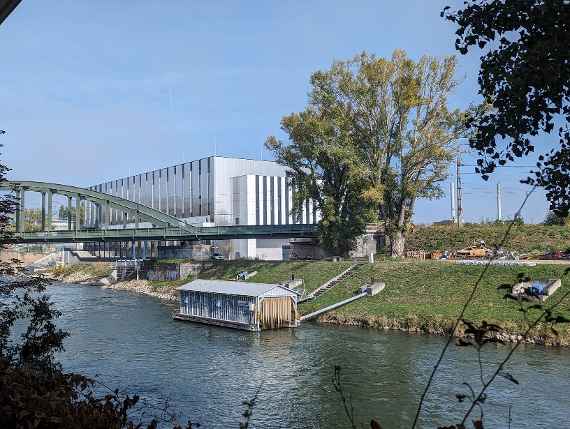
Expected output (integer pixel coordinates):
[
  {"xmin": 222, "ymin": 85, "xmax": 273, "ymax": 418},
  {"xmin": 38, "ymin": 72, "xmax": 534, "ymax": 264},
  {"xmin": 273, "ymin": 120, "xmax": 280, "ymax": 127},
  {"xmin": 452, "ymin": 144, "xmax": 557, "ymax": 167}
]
[{"xmin": 86, "ymin": 157, "xmax": 319, "ymax": 228}]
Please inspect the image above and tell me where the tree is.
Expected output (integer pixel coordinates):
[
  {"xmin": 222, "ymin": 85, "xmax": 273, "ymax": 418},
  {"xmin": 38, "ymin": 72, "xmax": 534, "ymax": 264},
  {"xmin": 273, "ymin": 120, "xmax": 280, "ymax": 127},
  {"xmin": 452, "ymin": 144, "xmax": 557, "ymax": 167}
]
[
  {"xmin": 0, "ymin": 140, "xmax": 192, "ymax": 428},
  {"xmin": 442, "ymin": 0, "xmax": 570, "ymax": 214},
  {"xmin": 544, "ymin": 210, "xmax": 570, "ymax": 226},
  {"xmin": 266, "ymin": 111, "xmax": 375, "ymax": 255},
  {"xmin": 268, "ymin": 51, "xmax": 465, "ymax": 256},
  {"xmin": 59, "ymin": 204, "xmax": 85, "ymax": 224},
  {"xmin": 24, "ymin": 208, "xmax": 43, "ymax": 232}
]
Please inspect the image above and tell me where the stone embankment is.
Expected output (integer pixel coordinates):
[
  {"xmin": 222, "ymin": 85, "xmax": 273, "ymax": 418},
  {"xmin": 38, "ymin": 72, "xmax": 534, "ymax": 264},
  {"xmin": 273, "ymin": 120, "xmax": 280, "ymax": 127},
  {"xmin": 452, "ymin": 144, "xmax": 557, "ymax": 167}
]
[
  {"xmin": 46, "ymin": 269, "xmax": 178, "ymax": 302},
  {"xmin": 318, "ymin": 313, "xmax": 570, "ymax": 347},
  {"xmin": 103, "ymin": 280, "xmax": 177, "ymax": 301}
]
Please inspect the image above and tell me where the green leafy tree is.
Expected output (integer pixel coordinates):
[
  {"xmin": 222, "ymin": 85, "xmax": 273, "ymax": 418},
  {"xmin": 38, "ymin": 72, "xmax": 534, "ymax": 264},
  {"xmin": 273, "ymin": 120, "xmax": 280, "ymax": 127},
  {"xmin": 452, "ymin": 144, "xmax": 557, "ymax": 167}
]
[
  {"xmin": 268, "ymin": 51, "xmax": 465, "ymax": 256},
  {"xmin": 0, "ymin": 139, "xmax": 192, "ymax": 428},
  {"xmin": 266, "ymin": 111, "xmax": 375, "ymax": 256},
  {"xmin": 23, "ymin": 208, "xmax": 43, "ymax": 232},
  {"xmin": 58, "ymin": 205, "xmax": 85, "ymax": 224},
  {"xmin": 442, "ymin": 0, "xmax": 570, "ymax": 214},
  {"xmin": 544, "ymin": 211, "xmax": 570, "ymax": 226}
]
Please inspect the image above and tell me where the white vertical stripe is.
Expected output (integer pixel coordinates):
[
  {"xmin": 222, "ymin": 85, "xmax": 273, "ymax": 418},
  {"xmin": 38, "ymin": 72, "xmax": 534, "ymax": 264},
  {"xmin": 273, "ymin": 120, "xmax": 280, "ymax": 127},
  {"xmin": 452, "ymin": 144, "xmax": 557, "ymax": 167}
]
[
  {"xmin": 258, "ymin": 176, "xmax": 264, "ymax": 225},
  {"xmin": 272, "ymin": 176, "xmax": 278, "ymax": 225}
]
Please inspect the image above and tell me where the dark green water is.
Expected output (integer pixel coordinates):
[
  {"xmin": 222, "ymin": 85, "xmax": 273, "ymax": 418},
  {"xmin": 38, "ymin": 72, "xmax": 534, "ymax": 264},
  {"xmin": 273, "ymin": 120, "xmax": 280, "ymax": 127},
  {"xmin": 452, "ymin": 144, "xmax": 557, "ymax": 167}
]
[{"xmin": 49, "ymin": 283, "xmax": 570, "ymax": 428}]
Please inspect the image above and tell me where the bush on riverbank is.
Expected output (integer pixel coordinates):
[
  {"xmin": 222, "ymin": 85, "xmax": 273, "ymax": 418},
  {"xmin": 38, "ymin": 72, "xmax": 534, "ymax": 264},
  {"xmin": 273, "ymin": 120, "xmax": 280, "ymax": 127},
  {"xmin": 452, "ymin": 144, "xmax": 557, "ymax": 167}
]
[
  {"xmin": 50, "ymin": 263, "xmax": 113, "ymax": 282},
  {"xmin": 405, "ymin": 224, "xmax": 570, "ymax": 255}
]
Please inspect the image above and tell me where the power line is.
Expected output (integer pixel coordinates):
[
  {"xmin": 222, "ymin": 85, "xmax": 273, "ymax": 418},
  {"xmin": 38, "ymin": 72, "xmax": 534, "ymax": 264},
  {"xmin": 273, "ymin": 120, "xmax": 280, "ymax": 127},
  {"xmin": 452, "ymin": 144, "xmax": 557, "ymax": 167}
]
[{"xmin": 461, "ymin": 164, "xmax": 536, "ymax": 168}]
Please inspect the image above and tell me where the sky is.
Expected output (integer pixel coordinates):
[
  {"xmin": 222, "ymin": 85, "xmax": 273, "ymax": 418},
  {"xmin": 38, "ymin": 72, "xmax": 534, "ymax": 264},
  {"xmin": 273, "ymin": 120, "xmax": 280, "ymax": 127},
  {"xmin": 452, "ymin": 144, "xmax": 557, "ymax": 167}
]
[{"xmin": 0, "ymin": 0, "xmax": 550, "ymax": 223}]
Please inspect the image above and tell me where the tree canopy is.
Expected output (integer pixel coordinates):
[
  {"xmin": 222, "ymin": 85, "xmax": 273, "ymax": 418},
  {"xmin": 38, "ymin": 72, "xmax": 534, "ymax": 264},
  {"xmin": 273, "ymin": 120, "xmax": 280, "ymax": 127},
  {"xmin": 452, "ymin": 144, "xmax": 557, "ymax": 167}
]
[
  {"xmin": 443, "ymin": 0, "xmax": 570, "ymax": 214},
  {"xmin": 267, "ymin": 50, "xmax": 465, "ymax": 256}
]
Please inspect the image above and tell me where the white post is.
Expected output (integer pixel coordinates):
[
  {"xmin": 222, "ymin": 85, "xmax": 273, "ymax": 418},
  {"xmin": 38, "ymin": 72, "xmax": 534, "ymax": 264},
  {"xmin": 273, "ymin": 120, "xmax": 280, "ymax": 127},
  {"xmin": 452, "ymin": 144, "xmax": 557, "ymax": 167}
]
[{"xmin": 497, "ymin": 183, "xmax": 502, "ymax": 221}]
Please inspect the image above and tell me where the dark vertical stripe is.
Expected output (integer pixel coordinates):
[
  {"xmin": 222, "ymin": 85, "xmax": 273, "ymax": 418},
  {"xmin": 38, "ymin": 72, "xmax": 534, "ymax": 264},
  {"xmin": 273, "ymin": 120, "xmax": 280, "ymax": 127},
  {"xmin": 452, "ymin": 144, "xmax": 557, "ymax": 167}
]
[
  {"xmin": 313, "ymin": 202, "xmax": 317, "ymax": 224},
  {"xmin": 277, "ymin": 177, "xmax": 282, "ymax": 225},
  {"xmin": 269, "ymin": 176, "xmax": 275, "ymax": 225},
  {"xmin": 262, "ymin": 176, "xmax": 267, "ymax": 225}
]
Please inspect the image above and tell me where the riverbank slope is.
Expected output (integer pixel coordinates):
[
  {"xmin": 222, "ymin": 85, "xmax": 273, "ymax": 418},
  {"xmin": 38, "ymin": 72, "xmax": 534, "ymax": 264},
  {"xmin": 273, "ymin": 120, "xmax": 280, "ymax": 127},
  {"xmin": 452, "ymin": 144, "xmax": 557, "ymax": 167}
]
[{"xmin": 47, "ymin": 260, "xmax": 570, "ymax": 345}]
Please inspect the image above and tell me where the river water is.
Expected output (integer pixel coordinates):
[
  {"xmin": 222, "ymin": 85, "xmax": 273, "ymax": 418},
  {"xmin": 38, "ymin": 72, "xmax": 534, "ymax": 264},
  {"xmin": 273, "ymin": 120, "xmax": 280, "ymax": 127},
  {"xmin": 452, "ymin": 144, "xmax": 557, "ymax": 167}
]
[{"xmin": 48, "ymin": 283, "xmax": 570, "ymax": 428}]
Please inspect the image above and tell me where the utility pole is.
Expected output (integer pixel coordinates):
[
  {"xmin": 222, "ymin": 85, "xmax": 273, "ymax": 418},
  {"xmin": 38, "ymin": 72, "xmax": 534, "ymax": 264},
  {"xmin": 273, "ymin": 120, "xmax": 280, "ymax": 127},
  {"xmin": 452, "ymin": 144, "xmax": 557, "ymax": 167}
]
[
  {"xmin": 456, "ymin": 156, "xmax": 463, "ymax": 227},
  {"xmin": 450, "ymin": 181, "xmax": 456, "ymax": 223},
  {"xmin": 496, "ymin": 183, "xmax": 502, "ymax": 221}
]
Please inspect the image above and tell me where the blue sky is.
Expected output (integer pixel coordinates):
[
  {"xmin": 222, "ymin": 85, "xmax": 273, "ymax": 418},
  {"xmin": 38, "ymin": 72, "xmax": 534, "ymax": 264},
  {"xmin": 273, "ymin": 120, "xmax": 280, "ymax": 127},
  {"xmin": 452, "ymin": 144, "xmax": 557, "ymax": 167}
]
[{"xmin": 0, "ymin": 0, "xmax": 549, "ymax": 223}]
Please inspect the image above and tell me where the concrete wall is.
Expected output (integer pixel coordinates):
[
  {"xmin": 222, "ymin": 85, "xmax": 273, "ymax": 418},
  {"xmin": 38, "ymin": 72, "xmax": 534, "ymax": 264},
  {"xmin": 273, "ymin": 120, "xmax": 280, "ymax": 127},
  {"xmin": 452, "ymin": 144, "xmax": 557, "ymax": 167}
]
[{"xmin": 256, "ymin": 238, "xmax": 289, "ymax": 261}]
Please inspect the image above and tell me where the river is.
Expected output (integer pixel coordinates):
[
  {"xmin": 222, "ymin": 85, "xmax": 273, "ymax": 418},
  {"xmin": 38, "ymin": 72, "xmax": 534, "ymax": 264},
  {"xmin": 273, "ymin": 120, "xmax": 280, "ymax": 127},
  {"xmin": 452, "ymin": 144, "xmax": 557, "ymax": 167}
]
[{"xmin": 48, "ymin": 283, "xmax": 570, "ymax": 428}]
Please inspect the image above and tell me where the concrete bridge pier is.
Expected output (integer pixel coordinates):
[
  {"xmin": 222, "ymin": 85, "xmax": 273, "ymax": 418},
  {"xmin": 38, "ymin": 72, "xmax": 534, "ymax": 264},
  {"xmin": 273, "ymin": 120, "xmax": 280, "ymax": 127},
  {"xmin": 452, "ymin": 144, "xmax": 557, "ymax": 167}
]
[
  {"xmin": 75, "ymin": 193, "xmax": 82, "ymax": 231},
  {"xmin": 41, "ymin": 192, "xmax": 46, "ymax": 231},
  {"xmin": 46, "ymin": 190, "xmax": 52, "ymax": 231},
  {"xmin": 67, "ymin": 195, "xmax": 73, "ymax": 231},
  {"xmin": 14, "ymin": 188, "xmax": 25, "ymax": 232}
]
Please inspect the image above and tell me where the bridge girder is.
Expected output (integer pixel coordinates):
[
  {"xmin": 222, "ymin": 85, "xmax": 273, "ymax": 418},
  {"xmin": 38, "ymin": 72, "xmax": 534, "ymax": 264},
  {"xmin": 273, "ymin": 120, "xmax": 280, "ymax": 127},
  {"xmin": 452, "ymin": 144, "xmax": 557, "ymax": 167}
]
[{"xmin": 3, "ymin": 224, "xmax": 319, "ymax": 244}]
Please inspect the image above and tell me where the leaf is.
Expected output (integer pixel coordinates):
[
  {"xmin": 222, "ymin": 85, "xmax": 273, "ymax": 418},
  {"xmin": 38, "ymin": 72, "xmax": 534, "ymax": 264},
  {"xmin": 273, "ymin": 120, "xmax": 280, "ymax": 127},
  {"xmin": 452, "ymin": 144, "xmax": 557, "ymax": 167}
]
[
  {"xmin": 496, "ymin": 283, "xmax": 512, "ymax": 290},
  {"xmin": 527, "ymin": 304, "xmax": 544, "ymax": 311},
  {"xmin": 370, "ymin": 419, "xmax": 383, "ymax": 429},
  {"xmin": 472, "ymin": 420, "xmax": 484, "ymax": 429},
  {"xmin": 499, "ymin": 372, "xmax": 519, "ymax": 385},
  {"xmin": 456, "ymin": 338, "xmax": 472, "ymax": 347},
  {"xmin": 554, "ymin": 315, "xmax": 570, "ymax": 324}
]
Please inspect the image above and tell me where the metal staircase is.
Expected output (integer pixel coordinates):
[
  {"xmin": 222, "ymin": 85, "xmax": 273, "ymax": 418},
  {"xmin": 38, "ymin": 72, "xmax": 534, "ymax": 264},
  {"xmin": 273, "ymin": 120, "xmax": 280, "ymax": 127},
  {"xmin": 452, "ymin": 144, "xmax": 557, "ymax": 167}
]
[
  {"xmin": 113, "ymin": 259, "xmax": 142, "ymax": 281},
  {"xmin": 299, "ymin": 264, "xmax": 359, "ymax": 303}
]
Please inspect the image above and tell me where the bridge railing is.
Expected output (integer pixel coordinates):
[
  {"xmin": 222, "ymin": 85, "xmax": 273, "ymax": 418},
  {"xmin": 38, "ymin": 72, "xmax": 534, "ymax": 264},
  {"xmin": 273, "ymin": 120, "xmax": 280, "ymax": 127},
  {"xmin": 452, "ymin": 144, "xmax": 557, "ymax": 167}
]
[{"xmin": 4, "ymin": 224, "xmax": 319, "ymax": 243}]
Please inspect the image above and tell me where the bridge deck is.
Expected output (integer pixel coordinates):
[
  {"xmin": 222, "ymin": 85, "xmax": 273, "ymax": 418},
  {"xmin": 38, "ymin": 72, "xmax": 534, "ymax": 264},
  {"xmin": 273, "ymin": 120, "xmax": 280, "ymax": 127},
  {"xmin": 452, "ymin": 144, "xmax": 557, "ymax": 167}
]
[{"xmin": 3, "ymin": 224, "xmax": 319, "ymax": 243}]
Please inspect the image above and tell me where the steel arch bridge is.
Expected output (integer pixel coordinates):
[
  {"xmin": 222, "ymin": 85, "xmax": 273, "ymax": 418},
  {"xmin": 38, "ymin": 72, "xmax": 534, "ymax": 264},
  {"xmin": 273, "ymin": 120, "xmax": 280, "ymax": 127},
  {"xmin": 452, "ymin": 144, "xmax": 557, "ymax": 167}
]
[
  {"xmin": 0, "ymin": 180, "xmax": 195, "ymax": 232},
  {"xmin": 0, "ymin": 180, "xmax": 318, "ymax": 244}
]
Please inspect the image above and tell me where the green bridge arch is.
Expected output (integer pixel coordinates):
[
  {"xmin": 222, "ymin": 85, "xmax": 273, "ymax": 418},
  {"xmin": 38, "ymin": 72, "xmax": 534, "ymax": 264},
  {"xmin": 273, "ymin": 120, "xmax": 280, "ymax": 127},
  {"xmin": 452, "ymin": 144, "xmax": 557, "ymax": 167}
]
[{"xmin": 0, "ymin": 180, "xmax": 195, "ymax": 233}]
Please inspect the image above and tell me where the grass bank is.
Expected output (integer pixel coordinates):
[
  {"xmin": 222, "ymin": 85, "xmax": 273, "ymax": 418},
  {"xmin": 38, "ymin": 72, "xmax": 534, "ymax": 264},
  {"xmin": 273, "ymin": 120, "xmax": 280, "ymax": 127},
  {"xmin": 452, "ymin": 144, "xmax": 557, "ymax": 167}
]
[
  {"xmin": 406, "ymin": 224, "xmax": 570, "ymax": 255},
  {"xmin": 146, "ymin": 260, "xmax": 353, "ymax": 298},
  {"xmin": 48, "ymin": 259, "xmax": 570, "ymax": 345},
  {"xmin": 302, "ymin": 261, "xmax": 570, "ymax": 346}
]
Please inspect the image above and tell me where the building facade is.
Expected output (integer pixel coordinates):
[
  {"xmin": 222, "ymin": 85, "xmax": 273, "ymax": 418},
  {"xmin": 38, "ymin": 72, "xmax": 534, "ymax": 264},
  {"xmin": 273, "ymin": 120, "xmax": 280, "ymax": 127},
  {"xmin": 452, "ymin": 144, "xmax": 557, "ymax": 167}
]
[{"xmin": 85, "ymin": 156, "xmax": 319, "ymax": 260}]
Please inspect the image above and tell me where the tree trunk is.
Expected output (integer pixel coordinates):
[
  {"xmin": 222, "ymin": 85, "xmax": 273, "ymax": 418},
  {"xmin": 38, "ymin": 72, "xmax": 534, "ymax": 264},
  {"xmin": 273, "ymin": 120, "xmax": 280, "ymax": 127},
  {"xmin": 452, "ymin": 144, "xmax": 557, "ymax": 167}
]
[{"xmin": 390, "ymin": 229, "xmax": 405, "ymax": 257}]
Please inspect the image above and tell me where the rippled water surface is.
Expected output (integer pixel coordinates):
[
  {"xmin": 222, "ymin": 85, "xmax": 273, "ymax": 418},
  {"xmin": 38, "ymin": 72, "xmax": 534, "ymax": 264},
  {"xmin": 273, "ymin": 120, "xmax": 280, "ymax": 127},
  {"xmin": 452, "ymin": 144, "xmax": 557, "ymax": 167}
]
[{"xmin": 48, "ymin": 283, "xmax": 570, "ymax": 428}]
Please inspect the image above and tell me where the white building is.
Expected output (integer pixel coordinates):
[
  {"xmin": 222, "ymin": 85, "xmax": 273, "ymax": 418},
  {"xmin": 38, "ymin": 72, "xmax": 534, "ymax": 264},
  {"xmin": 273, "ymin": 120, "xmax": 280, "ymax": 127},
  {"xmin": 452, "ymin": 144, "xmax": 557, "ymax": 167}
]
[{"xmin": 85, "ymin": 156, "xmax": 319, "ymax": 260}]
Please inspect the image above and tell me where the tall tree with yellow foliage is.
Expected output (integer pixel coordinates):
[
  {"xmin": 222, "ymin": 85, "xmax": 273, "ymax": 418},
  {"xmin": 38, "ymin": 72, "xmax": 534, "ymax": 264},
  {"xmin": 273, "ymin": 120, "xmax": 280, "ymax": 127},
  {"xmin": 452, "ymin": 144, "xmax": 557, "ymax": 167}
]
[{"xmin": 268, "ymin": 50, "xmax": 466, "ymax": 256}]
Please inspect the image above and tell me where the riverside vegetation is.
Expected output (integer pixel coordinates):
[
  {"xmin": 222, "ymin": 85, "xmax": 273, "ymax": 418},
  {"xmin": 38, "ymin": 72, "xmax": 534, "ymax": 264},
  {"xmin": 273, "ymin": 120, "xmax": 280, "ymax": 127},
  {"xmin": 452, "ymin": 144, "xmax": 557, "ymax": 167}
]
[
  {"xmin": 406, "ymin": 223, "xmax": 570, "ymax": 255},
  {"xmin": 52, "ymin": 258, "xmax": 570, "ymax": 346}
]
